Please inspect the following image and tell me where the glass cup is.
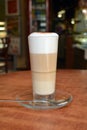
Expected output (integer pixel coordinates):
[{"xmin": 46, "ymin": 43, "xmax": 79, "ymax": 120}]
[{"xmin": 28, "ymin": 32, "xmax": 59, "ymax": 102}]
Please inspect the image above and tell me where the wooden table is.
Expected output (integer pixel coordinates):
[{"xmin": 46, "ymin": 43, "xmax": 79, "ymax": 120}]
[{"xmin": 0, "ymin": 70, "xmax": 87, "ymax": 130}]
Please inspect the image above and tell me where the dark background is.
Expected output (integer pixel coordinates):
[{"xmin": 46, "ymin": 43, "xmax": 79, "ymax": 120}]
[{"xmin": 52, "ymin": 0, "xmax": 78, "ymax": 19}]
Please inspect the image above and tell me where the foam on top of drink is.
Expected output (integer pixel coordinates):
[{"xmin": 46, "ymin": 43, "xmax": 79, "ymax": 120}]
[
  {"xmin": 28, "ymin": 32, "xmax": 59, "ymax": 54},
  {"xmin": 29, "ymin": 32, "xmax": 58, "ymax": 37}
]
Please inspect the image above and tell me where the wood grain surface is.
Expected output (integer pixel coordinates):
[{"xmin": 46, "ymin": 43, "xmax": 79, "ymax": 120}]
[{"xmin": 0, "ymin": 70, "xmax": 87, "ymax": 130}]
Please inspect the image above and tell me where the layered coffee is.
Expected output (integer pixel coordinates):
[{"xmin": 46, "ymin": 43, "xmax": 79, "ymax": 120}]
[
  {"xmin": 28, "ymin": 32, "xmax": 58, "ymax": 99},
  {"xmin": 30, "ymin": 53, "xmax": 57, "ymax": 95}
]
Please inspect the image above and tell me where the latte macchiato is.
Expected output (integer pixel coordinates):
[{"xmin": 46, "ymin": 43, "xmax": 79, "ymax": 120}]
[{"xmin": 28, "ymin": 32, "xmax": 59, "ymax": 100}]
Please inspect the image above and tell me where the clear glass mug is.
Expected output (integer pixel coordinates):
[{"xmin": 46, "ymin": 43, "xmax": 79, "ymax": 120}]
[{"xmin": 28, "ymin": 32, "xmax": 59, "ymax": 101}]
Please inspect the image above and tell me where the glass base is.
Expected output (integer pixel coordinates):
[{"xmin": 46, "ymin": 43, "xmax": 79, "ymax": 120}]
[{"xmin": 16, "ymin": 90, "xmax": 73, "ymax": 110}]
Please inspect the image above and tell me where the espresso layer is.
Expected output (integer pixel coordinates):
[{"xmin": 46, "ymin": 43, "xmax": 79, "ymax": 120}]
[{"xmin": 30, "ymin": 53, "xmax": 57, "ymax": 72}]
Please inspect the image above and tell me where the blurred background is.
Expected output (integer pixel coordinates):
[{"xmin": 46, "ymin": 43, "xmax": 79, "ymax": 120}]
[{"xmin": 0, "ymin": 0, "xmax": 87, "ymax": 73}]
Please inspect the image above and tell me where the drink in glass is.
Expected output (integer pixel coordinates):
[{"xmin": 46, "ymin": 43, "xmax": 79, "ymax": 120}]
[{"xmin": 28, "ymin": 32, "xmax": 59, "ymax": 101}]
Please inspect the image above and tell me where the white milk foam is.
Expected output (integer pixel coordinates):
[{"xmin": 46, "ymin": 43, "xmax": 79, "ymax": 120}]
[{"xmin": 28, "ymin": 32, "xmax": 59, "ymax": 54}]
